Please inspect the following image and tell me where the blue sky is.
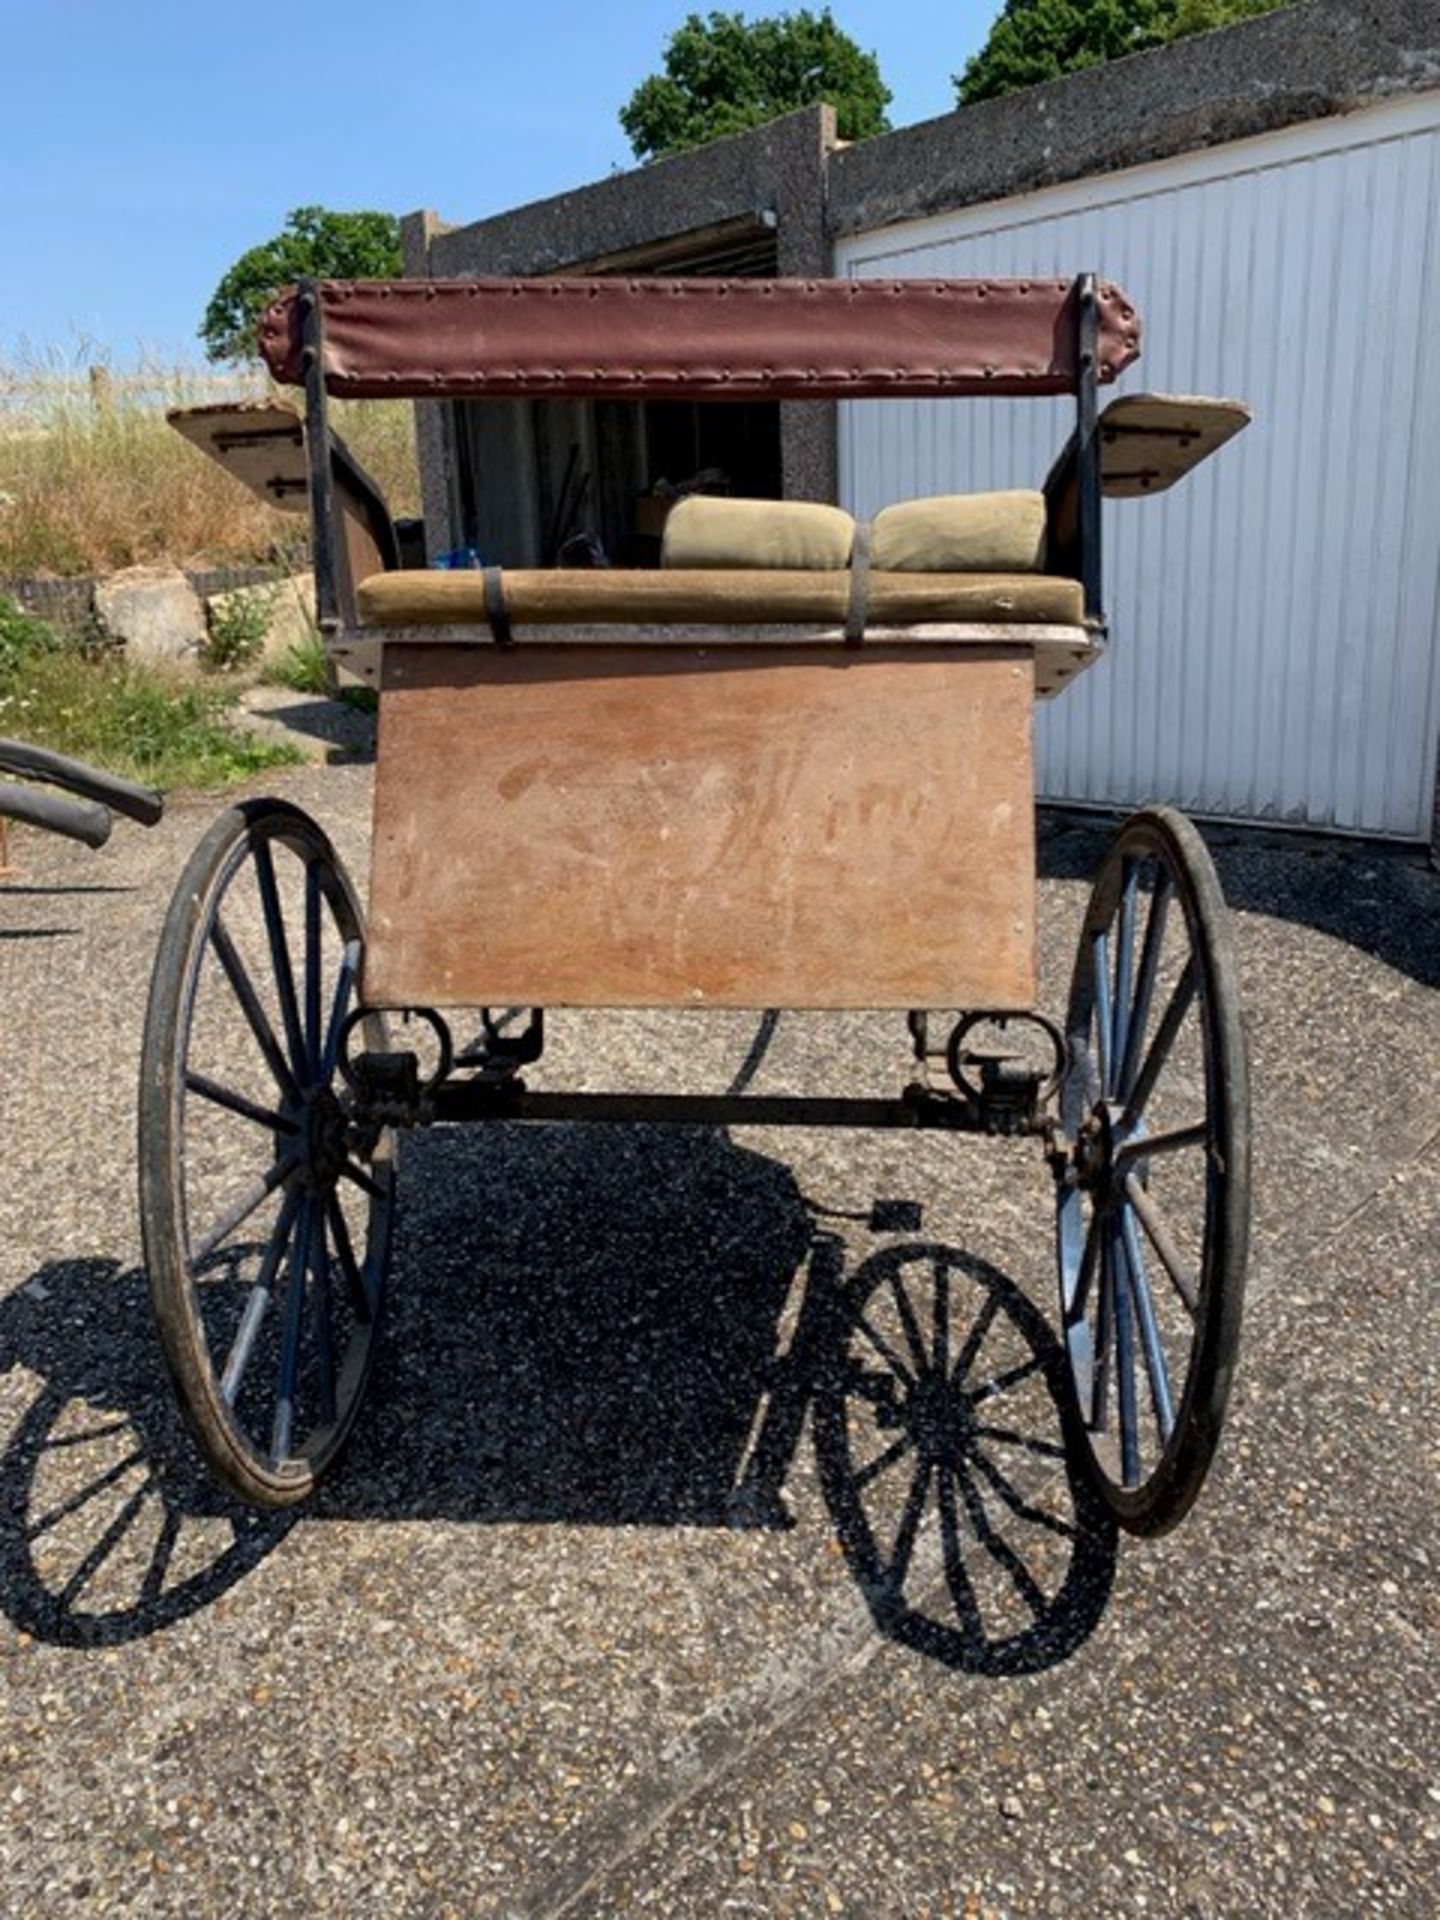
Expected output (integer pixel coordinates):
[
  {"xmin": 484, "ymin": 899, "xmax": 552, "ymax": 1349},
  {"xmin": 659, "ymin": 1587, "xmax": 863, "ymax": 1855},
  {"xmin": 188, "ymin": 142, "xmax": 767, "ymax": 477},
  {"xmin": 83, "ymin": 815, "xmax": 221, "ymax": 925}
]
[{"xmin": 0, "ymin": 1, "xmax": 993, "ymax": 361}]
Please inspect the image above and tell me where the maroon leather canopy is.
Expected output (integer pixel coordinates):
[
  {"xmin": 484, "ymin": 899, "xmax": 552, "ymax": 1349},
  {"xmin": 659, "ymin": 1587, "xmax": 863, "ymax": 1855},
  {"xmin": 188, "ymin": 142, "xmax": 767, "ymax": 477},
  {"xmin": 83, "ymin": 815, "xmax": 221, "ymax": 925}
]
[{"xmin": 259, "ymin": 276, "xmax": 1140, "ymax": 401}]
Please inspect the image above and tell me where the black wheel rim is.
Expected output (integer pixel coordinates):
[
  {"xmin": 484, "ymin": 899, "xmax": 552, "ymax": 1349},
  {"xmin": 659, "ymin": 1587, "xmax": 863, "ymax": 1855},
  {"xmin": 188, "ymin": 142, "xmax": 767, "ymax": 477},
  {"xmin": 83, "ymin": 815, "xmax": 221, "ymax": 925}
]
[
  {"xmin": 142, "ymin": 804, "xmax": 393, "ymax": 1499},
  {"xmin": 1055, "ymin": 808, "xmax": 1249, "ymax": 1533}
]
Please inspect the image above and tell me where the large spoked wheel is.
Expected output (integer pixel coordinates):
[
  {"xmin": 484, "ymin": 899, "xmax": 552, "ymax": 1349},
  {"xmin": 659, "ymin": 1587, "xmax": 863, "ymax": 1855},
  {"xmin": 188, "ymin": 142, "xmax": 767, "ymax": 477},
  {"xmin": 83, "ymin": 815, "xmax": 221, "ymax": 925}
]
[
  {"xmin": 1055, "ymin": 806, "xmax": 1249, "ymax": 1535},
  {"xmin": 139, "ymin": 799, "xmax": 394, "ymax": 1507}
]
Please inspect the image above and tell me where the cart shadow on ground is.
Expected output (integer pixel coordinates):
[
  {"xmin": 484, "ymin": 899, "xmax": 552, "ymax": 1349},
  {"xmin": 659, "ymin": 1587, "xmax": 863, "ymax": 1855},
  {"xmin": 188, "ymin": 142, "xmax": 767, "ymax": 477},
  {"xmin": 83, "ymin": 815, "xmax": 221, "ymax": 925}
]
[
  {"xmin": 1, "ymin": 1122, "xmax": 1116, "ymax": 1668},
  {"xmin": 0, "ymin": 880, "xmax": 141, "ymax": 943},
  {"xmin": 1039, "ymin": 808, "xmax": 1440, "ymax": 990},
  {"xmin": 0, "ymin": 1259, "xmax": 296, "ymax": 1647}
]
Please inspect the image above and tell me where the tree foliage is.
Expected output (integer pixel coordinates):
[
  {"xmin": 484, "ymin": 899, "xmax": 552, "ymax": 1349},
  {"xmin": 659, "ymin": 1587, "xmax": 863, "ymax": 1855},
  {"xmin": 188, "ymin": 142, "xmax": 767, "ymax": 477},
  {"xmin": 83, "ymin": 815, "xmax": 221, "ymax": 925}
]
[
  {"xmin": 956, "ymin": 0, "xmax": 1288, "ymax": 106},
  {"xmin": 621, "ymin": 9, "xmax": 891, "ymax": 161},
  {"xmin": 199, "ymin": 206, "xmax": 401, "ymax": 364}
]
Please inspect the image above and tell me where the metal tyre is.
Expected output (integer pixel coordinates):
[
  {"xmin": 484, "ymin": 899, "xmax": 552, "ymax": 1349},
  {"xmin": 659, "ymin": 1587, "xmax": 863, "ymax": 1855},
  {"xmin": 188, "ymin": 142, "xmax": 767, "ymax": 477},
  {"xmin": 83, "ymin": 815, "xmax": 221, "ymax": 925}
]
[
  {"xmin": 1055, "ymin": 807, "xmax": 1250, "ymax": 1534},
  {"xmin": 139, "ymin": 799, "xmax": 394, "ymax": 1507}
]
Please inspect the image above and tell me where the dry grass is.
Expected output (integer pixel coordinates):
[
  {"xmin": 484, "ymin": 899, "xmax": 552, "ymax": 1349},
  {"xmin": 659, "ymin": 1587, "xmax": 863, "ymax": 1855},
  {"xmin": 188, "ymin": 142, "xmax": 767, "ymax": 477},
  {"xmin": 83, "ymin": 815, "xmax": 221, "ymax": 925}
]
[{"xmin": 0, "ymin": 344, "xmax": 419, "ymax": 578}]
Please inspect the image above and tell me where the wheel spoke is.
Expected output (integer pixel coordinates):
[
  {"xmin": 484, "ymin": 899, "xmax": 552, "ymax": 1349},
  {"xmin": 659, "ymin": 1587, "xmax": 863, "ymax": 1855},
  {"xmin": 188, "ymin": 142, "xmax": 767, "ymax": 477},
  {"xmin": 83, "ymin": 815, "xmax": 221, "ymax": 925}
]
[
  {"xmin": 954, "ymin": 1458, "xmax": 1049, "ymax": 1616},
  {"xmin": 966, "ymin": 1352, "xmax": 1046, "ymax": 1407},
  {"xmin": 320, "ymin": 940, "xmax": 361, "ymax": 1082},
  {"xmin": 220, "ymin": 1184, "xmax": 304, "ymax": 1405},
  {"xmin": 1118, "ymin": 872, "xmax": 1172, "ymax": 1101},
  {"xmin": 191, "ymin": 1152, "xmax": 301, "ymax": 1265},
  {"xmin": 185, "ymin": 1069, "xmax": 297, "ymax": 1136},
  {"xmin": 1091, "ymin": 929, "xmax": 1114, "ymax": 1096},
  {"xmin": 855, "ymin": 1313, "xmax": 917, "ymax": 1391},
  {"xmin": 1089, "ymin": 1234, "xmax": 1113, "ymax": 1432},
  {"xmin": 340, "ymin": 1158, "xmax": 385, "ymax": 1203},
  {"xmin": 1116, "ymin": 1120, "xmax": 1208, "ymax": 1167},
  {"xmin": 973, "ymin": 1424, "xmax": 1069, "ymax": 1462},
  {"xmin": 253, "ymin": 838, "xmax": 308, "ymax": 1084},
  {"xmin": 271, "ymin": 1198, "xmax": 314, "ymax": 1462},
  {"xmin": 1119, "ymin": 1207, "xmax": 1176, "ymax": 1444},
  {"xmin": 1121, "ymin": 955, "xmax": 1196, "ymax": 1128},
  {"xmin": 935, "ymin": 1463, "xmax": 986, "ymax": 1645},
  {"xmin": 210, "ymin": 915, "xmax": 299, "ymax": 1105},
  {"xmin": 932, "ymin": 1256, "xmax": 950, "ymax": 1384},
  {"xmin": 1123, "ymin": 1171, "xmax": 1199, "ymax": 1316},
  {"xmin": 326, "ymin": 1193, "xmax": 374, "ymax": 1322},
  {"xmin": 1063, "ymin": 1208, "xmax": 1102, "ymax": 1324},
  {"xmin": 952, "ymin": 1289, "xmax": 1001, "ymax": 1384},
  {"xmin": 56, "ymin": 1480, "xmax": 154, "ymax": 1607},
  {"xmin": 887, "ymin": 1268, "xmax": 929, "ymax": 1376},
  {"xmin": 887, "ymin": 1454, "xmax": 933, "ymax": 1592},
  {"xmin": 310, "ymin": 1204, "xmax": 336, "ymax": 1429},
  {"xmin": 969, "ymin": 1445, "xmax": 1078, "ymax": 1541},
  {"xmin": 1111, "ymin": 858, "xmax": 1138, "ymax": 1079},
  {"xmin": 304, "ymin": 860, "xmax": 323, "ymax": 1078},
  {"xmin": 853, "ymin": 1430, "xmax": 914, "ymax": 1490},
  {"xmin": 1112, "ymin": 1220, "xmax": 1142, "ymax": 1487}
]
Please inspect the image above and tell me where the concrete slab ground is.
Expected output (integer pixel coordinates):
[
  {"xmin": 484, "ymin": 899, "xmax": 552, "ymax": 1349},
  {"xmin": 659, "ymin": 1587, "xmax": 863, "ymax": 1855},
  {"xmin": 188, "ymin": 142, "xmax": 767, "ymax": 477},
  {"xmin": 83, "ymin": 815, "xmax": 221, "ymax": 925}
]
[{"xmin": 1, "ymin": 766, "xmax": 1436, "ymax": 1918}]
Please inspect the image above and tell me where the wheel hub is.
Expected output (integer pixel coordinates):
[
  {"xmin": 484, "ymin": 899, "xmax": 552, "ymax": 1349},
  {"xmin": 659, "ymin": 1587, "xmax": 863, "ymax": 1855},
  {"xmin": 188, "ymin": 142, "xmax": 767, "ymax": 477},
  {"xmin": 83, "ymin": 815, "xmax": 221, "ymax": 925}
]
[
  {"xmin": 302, "ymin": 1087, "xmax": 350, "ymax": 1189},
  {"xmin": 1073, "ymin": 1102, "xmax": 1144, "ymax": 1204},
  {"xmin": 1074, "ymin": 1104, "xmax": 1117, "ymax": 1191},
  {"xmin": 907, "ymin": 1371, "xmax": 977, "ymax": 1464}
]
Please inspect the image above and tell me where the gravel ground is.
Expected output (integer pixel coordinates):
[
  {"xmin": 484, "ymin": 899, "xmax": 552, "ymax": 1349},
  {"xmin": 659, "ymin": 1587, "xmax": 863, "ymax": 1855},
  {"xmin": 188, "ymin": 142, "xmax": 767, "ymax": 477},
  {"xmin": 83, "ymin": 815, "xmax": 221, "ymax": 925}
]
[{"xmin": 1, "ymin": 763, "xmax": 1436, "ymax": 1918}]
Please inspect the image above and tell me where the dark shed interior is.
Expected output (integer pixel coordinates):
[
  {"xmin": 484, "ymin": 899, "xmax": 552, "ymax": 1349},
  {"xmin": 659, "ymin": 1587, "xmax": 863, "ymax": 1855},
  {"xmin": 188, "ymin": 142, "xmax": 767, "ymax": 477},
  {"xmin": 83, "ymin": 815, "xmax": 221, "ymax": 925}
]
[{"xmin": 447, "ymin": 214, "xmax": 784, "ymax": 568}]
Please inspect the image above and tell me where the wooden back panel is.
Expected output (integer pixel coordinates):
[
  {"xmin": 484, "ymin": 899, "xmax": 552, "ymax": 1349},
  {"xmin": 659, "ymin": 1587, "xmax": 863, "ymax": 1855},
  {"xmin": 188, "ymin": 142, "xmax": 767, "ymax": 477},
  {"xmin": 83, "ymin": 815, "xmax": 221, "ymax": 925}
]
[{"xmin": 365, "ymin": 642, "xmax": 1038, "ymax": 1012}]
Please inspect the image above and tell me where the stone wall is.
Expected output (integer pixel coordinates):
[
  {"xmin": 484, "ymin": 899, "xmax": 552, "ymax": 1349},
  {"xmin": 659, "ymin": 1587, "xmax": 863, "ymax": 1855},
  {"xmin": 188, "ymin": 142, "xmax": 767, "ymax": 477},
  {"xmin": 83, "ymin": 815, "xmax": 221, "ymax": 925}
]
[
  {"xmin": 2, "ymin": 563, "xmax": 289, "ymax": 637},
  {"xmin": 3, "ymin": 564, "xmax": 315, "ymax": 667}
]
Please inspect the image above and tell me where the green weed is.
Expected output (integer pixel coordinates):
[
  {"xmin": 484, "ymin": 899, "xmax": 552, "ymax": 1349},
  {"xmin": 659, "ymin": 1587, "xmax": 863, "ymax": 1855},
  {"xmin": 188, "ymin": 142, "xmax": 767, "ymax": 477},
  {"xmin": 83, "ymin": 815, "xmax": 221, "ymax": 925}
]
[
  {"xmin": 203, "ymin": 579, "xmax": 279, "ymax": 672},
  {"xmin": 0, "ymin": 595, "xmax": 301, "ymax": 789}
]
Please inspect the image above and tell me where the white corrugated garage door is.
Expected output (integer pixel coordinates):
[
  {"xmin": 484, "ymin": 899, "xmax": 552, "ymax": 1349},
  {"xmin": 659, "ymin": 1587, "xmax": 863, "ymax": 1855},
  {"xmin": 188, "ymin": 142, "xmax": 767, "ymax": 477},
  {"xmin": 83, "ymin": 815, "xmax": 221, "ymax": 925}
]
[{"xmin": 835, "ymin": 93, "xmax": 1440, "ymax": 839}]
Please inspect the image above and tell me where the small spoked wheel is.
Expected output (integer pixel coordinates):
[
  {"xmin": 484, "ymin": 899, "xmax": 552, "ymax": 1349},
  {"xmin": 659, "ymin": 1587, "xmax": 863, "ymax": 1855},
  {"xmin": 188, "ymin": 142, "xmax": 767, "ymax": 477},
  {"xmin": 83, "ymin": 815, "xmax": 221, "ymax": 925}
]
[
  {"xmin": 1055, "ymin": 807, "xmax": 1249, "ymax": 1534},
  {"xmin": 139, "ymin": 799, "xmax": 394, "ymax": 1507}
]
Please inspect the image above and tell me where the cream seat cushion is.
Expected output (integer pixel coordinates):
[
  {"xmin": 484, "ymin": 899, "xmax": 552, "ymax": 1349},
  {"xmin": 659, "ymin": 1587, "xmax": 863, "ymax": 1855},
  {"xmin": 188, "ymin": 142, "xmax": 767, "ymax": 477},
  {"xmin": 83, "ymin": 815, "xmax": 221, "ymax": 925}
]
[
  {"xmin": 662, "ymin": 496, "xmax": 855, "ymax": 571},
  {"xmin": 871, "ymin": 491, "xmax": 1046, "ymax": 572},
  {"xmin": 659, "ymin": 490, "xmax": 1047, "ymax": 574}
]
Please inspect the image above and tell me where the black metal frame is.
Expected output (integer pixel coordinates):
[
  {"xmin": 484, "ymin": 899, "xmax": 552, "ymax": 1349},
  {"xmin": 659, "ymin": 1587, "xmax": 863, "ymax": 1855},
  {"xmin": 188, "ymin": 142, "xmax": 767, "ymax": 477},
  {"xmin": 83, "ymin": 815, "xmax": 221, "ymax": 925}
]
[
  {"xmin": 300, "ymin": 279, "xmax": 341, "ymax": 635},
  {"xmin": 341, "ymin": 998, "xmax": 1064, "ymax": 1146},
  {"xmin": 1074, "ymin": 272, "xmax": 1104, "ymax": 624},
  {"xmin": 429, "ymin": 1083, "xmax": 1041, "ymax": 1136}
]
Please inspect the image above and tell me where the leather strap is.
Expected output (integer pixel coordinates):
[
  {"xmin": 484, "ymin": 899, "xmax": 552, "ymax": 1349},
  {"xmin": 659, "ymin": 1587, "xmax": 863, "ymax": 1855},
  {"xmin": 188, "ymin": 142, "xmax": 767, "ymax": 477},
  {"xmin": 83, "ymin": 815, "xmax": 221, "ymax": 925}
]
[
  {"xmin": 845, "ymin": 522, "xmax": 873, "ymax": 646},
  {"xmin": 482, "ymin": 565, "xmax": 514, "ymax": 647}
]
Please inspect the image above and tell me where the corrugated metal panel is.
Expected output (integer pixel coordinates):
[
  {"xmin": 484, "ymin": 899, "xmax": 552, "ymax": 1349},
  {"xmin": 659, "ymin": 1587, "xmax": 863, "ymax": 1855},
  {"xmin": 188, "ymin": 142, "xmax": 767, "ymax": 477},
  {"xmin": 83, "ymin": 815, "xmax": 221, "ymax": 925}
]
[{"xmin": 835, "ymin": 95, "xmax": 1440, "ymax": 838}]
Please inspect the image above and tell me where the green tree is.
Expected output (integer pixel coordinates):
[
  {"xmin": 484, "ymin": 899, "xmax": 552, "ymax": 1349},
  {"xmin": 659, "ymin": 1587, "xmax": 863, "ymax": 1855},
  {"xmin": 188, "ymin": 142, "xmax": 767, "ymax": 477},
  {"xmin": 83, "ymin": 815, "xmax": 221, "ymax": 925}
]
[
  {"xmin": 956, "ymin": 0, "xmax": 1288, "ymax": 106},
  {"xmin": 621, "ymin": 9, "xmax": 891, "ymax": 161},
  {"xmin": 199, "ymin": 206, "xmax": 401, "ymax": 364}
]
